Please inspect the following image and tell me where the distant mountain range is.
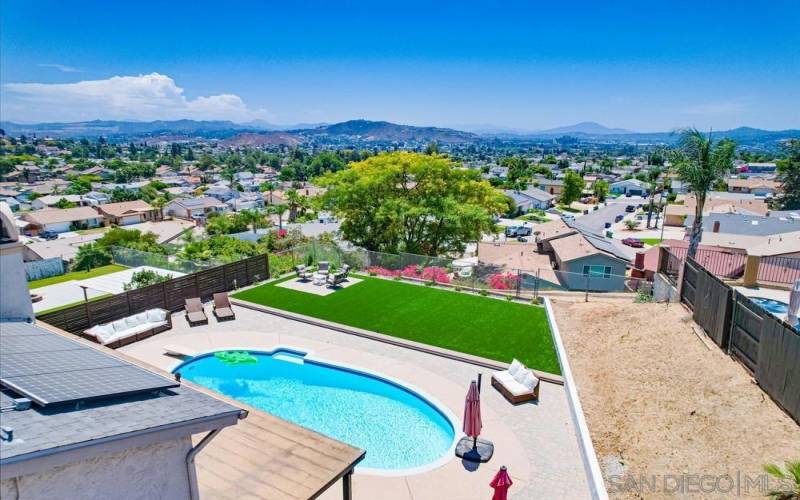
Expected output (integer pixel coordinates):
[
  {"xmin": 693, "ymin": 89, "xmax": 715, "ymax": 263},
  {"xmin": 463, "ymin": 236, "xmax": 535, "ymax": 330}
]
[{"xmin": 1, "ymin": 119, "xmax": 796, "ymax": 147}]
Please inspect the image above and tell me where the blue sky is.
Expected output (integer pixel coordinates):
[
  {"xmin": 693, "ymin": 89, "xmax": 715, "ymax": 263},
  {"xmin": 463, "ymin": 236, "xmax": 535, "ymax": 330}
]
[{"xmin": 1, "ymin": 0, "xmax": 798, "ymax": 131}]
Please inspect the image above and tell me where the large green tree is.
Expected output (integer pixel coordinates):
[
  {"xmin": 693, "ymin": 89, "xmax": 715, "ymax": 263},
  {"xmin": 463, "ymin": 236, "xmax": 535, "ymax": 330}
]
[
  {"xmin": 560, "ymin": 170, "xmax": 585, "ymax": 205},
  {"xmin": 774, "ymin": 139, "xmax": 800, "ymax": 210},
  {"xmin": 73, "ymin": 243, "xmax": 111, "ymax": 271},
  {"xmin": 672, "ymin": 129, "xmax": 736, "ymax": 258},
  {"xmin": 319, "ymin": 152, "xmax": 510, "ymax": 255}
]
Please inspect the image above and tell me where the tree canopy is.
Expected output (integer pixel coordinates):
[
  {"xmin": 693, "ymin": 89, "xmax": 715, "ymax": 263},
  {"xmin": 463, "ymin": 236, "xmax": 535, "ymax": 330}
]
[
  {"xmin": 561, "ymin": 170, "xmax": 585, "ymax": 205},
  {"xmin": 774, "ymin": 139, "xmax": 800, "ymax": 210},
  {"xmin": 319, "ymin": 152, "xmax": 510, "ymax": 255}
]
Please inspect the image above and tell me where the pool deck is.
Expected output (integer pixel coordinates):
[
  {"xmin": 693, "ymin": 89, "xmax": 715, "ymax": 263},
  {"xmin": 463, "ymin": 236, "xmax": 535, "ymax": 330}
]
[{"xmin": 120, "ymin": 304, "xmax": 592, "ymax": 499}]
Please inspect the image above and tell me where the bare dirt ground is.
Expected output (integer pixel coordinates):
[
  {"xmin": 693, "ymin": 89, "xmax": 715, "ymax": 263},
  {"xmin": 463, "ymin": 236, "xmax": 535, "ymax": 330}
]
[{"xmin": 551, "ymin": 299, "xmax": 800, "ymax": 499}]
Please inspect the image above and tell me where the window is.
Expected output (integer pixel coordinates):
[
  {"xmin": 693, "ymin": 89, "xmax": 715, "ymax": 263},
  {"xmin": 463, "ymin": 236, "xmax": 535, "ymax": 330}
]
[{"xmin": 583, "ymin": 265, "xmax": 612, "ymax": 279}]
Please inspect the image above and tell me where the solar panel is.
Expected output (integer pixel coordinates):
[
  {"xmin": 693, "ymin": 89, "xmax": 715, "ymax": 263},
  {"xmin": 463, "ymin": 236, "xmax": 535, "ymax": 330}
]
[
  {"xmin": 0, "ymin": 323, "xmax": 178, "ymax": 407},
  {"xmin": 2, "ymin": 366, "xmax": 178, "ymax": 406}
]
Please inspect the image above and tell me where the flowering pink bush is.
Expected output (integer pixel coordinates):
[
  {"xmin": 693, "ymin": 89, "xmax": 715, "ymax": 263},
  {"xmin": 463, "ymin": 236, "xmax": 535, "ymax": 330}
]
[
  {"xmin": 420, "ymin": 266, "xmax": 451, "ymax": 284},
  {"xmin": 401, "ymin": 264, "xmax": 421, "ymax": 278},
  {"xmin": 488, "ymin": 272, "xmax": 519, "ymax": 290},
  {"xmin": 366, "ymin": 266, "xmax": 401, "ymax": 277}
]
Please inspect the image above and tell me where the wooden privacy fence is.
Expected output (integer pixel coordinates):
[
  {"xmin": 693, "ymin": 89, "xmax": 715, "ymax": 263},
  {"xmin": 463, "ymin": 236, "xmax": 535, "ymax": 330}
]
[
  {"xmin": 677, "ymin": 256, "xmax": 800, "ymax": 423},
  {"xmin": 37, "ymin": 254, "xmax": 269, "ymax": 334}
]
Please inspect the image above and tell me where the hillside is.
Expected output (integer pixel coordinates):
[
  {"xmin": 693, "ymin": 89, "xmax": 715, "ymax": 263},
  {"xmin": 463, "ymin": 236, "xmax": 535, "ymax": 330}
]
[{"xmin": 297, "ymin": 119, "xmax": 476, "ymax": 143}]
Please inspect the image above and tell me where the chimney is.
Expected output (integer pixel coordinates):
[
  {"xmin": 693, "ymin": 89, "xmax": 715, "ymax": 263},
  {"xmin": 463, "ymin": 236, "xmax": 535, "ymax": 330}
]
[{"xmin": 712, "ymin": 220, "xmax": 721, "ymax": 233}]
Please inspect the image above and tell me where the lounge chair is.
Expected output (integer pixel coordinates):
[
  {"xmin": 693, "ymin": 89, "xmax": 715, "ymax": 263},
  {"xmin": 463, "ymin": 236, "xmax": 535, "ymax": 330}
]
[
  {"xmin": 185, "ymin": 297, "xmax": 208, "ymax": 326},
  {"xmin": 327, "ymin": 264, "xmax": 351, "ymax": 287},
  {"xmin": 213, "ymin": 292, "xmax": 236, "ymax": 321},
  {"xmin": 295, "ymin": 264, "xmax": 313, "ymax": 281},
  {"xmin": 317, "ymin": 261, "xmax": 330, "ymax": 275},
  {"xmin": 491, "ymin": 359, "xmax": 540, "ymax": 404}
]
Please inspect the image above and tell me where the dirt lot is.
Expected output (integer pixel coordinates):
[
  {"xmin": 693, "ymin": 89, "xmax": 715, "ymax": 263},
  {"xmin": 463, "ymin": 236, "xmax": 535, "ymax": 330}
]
[{"xmin": 551, "ymin": 299, "xmax": 800, "ymax": 499}]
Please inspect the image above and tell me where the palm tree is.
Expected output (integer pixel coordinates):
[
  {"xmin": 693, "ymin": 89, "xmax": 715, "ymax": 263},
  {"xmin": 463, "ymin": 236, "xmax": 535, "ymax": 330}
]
[
  {"xmin": 286, "ymin": 189, "xmax": 301, "ymax": 223},
  {"xmin": 271, "ymin": 204, "xmax": 287, "ymax": 230},
  {"xmin": 152, "ymin": 196, "xmax": 167, "ymax": 220},
  {"xmin": 672, "ymin": 129, "xmax": 735, "ymax": 258},
  {"xmin": 763, "ymin": 461, "xmax": 800, "ymax": 499},
  {"xmin": 645, "ymin": 167, "xmax": 662, "ymax": 228},
  {"xmin": 239, "ymin": 209, "xmax": 265, "ymax": 234},
  {"xmin": 260, "ymin": 181, "xmax": 276, "ymax": 205}
]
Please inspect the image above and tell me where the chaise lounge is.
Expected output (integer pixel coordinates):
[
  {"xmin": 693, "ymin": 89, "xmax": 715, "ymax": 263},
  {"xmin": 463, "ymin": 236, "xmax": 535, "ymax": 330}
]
[
  {"xmin": 491, "ymin": 359, "xmax": 540, "ymax": 404},
  {"xmin": 327, "ymin": 264, "xmax": 351, "ymax": 287},
  {"xmin": 83, "ymin": 308, "xmax": 172, "ymax": 349},
  {"xmin": 295, "ymin": 264, "xmax": 313, "ymax": 281},
  {"xmin": 213, "ymin": 292, "xmax": 236, "ymax": 321},
  {"xmin": 185, "ymin": 297, "xmax": 208, "ymax": 326}
]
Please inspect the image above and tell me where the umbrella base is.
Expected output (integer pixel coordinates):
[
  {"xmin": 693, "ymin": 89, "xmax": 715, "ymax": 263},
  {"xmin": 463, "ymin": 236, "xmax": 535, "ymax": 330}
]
[{"xmin": 455, "ymin": 436, "xmax": 494, "ymax": 463}]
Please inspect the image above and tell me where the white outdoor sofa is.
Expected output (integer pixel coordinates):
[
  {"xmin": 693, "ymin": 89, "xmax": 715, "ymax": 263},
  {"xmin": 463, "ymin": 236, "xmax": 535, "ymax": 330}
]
[
  {"xmin": 491, "ymin": 359, "xmax": 540, "ymax": 404},
  {"xmin": 82, "ymin": 308, "xmax": 172, "ymax": 349}
]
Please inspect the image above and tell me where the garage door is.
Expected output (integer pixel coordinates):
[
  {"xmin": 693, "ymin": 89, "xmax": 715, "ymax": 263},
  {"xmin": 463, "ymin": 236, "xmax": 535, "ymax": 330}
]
[{"xmin": 120, "ymin": 215, "xmax": 141, "ymax": 226}]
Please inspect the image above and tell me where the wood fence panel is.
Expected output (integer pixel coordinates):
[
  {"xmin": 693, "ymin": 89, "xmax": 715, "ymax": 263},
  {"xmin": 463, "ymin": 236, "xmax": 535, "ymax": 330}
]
[
  {"xmin": 61, "ymin": 305, "xmax": 92, "ymax": 333},
  {"xmin": 681, "ymin": 259, "xmax": 698, "ymax": 308},
  {"xmin": 128, "ymin": 283, "xmax": 167, "ymax": 313},
  {"xmin": 756, "ymin": 316, "xmax": 800, "ymax": 423},
  {"xmin": 224, "ymin": 260, "xmax": 248, "ymax": 289},
  {"xmin": 163, "ymin": 274, "xmax": 199, "ymax": 311},
  {"xmin": 691, "ymin": 266, "xmax": 733, "ymax": 348},
  {"xmin": 196, "ymin": 267, "xmax": 226, "ymax": 298},
  {"xmin": 730, "ymin": 294, "xmax": 764, "ymax": 372},
  {"xmin": 246, "ymin": 255, "xmax": 269, "ymax": 283},
  {"xmin": 90, "ymin": 295, "xmax": 131, "ymax": 326}
]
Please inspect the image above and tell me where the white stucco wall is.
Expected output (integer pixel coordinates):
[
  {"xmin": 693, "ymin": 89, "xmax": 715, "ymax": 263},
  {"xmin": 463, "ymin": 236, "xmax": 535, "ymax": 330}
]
[
  {"xmin": 0, "ymin": 243, "xmax": 35, "ymax": 322},
  {"xmin": 0, "ymin": 437, "xmax": 193, "ymax": 500}
]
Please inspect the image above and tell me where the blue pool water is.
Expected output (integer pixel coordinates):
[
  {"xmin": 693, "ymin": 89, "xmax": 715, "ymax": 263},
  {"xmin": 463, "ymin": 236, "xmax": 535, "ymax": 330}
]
[
  {"xmin": 749, "ymin": 297, "xmax": 789, "ymax": 315},
  {"xmin": 174, "ymin": 350, "xmax": 455, "ymax": 471}
]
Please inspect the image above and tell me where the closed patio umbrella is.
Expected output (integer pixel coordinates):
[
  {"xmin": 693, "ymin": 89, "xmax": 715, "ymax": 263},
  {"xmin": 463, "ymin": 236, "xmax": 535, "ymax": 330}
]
[
  {"xmin": 490, "ymin": 466, "xmax": 513, "ymax": 500},
  {"xmin": 463, "ymin": 380, "xmax": 482, "ymax": 448},
  {"xmin": 788, "ymin": 279, "xmax": 800, "ymax": 326}
]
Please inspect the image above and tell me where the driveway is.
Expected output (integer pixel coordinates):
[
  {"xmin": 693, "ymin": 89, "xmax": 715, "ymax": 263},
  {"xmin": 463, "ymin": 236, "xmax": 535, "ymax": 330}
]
[{"xmin": 574, "ymin": 204, "xmax": 628, "ymax": 233}]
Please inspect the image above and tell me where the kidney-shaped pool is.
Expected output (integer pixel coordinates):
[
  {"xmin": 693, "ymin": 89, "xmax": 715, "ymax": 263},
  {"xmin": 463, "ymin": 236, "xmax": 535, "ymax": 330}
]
[{"xmin": 173, "ymin": 348, "xmax": 456, "ymax": 473}]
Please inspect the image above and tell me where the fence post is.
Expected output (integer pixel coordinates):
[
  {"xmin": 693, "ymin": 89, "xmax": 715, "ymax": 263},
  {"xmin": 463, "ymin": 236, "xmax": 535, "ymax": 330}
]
[
  {"xmin": 535, "ymin": 268, "xmax": 540, "ymax": 300},
  {"xmin": 743, "ymin": 255, "xmax": 760, "ymax": 287},
  {"xmin": 585, "ymin": 276, "xmax": 590, "ymax": 302},
  {"xmin": 516, "ymin": 269, "xmax": 521, "ymax": 298}
]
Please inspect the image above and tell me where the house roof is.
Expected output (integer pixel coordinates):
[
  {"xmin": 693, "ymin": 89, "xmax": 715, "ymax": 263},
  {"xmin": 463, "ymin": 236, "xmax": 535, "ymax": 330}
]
[
  {"xmin": 549, "ymin": 233, "xmax": 602, "ymax": 262},
  {"xmin": 171, "ymin": 196, "xmax": 225, "ymax": 209},
  {"xmin": 0, "ymin": 321, "xmax": 242, "ymax": 468},
  {"xmin": 96, "ymin": 200, "xmax": 153, "ymax": 217},
  {"xmin": 686, "ymin": 213, "xmax": 800, "ymax": 237},
  {"xmin": 518, "ymin": 186, "xmax": 555, "ymax": 202},
  {"xmin": 534, "ymin": 218, "xmax": 576, "ymax": 242},
  {"xmin": 34, "ymin": 195, "xmax": 83, "ymax": 205},
  {"xmin": 727, "ymin": 178, "xmax": 781, "ymax": 190},
  {"xmin": 23, "ymin": 207, "xmax": 102, "ymax": 225}
]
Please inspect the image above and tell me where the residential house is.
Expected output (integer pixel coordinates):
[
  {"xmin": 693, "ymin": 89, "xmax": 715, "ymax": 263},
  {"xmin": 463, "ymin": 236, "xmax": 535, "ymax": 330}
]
[
  {"xmin": 2, "ymin": 197, "xmax": 20, "ymax": 211},
  {"xmin": 738, "ymin": 162, "xmax": 777, "ymax": 174},
  {"xmin": 22, "ymin": 207, "xmax": 105, "ymax": 234},
  {"xmin": 227, "ymin": 192, "xmax": 265, "ymax": 212},
  {"xmin": 610, "ymin": 178, "xmax": 648, "ymax": 196},
  {"xmin": 726, "ymin": 178, "xmax": 781, "ymax": 197},
  {"xmin": 206, "ymin": 185, "xmax": 239, "ymax": 202},
  {"xmin": 503, "ymin": 187, "xmax": 555, "ymax": 214},
  {"xmin": 534, "ymin": 178, "xmax": 564, "ymax": 196},
  {"xmin": 95, "ymin": 200, "xmax": 159, "ymax": 226},
  {"xmin": 548, "ymin": 232, "xmax": 630, "ymax": 291},
  {"xmin": 83, "ymin": 191, "xmax": 111, "ymax": 205},
  {"xmin": 166, "ymin": 196, "xmax": 227, "ymax": 221},
  {"xmin": 31, "ymin": 194, "xmax": 86, "ymax": 210}
]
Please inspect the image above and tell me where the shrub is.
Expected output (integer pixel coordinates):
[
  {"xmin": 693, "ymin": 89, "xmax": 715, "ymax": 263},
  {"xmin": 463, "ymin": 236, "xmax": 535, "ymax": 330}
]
[
  {"xmin": 454, "ymin": 285, "xmax": 462, "ymax": 292},
  {"xmin": 369, "ymin": 270, "xmax": 377, "ymax": 276},
  {"xmin": 420, "ymin": 266, "xmax": 451, "ymax": 284},
  {"xmin": 365, "ymin": 266, "xmax": 400, "ymax": 278},
  {"xmin": 123, "ymin": 269, "xmax": 172, "ymax": 291},
  {"xmin": 530, "ymin": 297, "xmax": 542, "ymax": 305},
  {"xmin": 488, "ymin": 272, "xmax": 520, "ymax": 290},
  {"xmin": 505, "ymin": 294, "xmax": 514, "ymax": 301},
  {"xmin": 634, "ymin": 291, "xmax": 654, "ymax": 303},
  {"xmin": 425, "ymin": 280, "xmax": 434, "ymax": 286},
  {"xmin": 479, "ymin": 289, "xmax": 489, "ymax": 296}
]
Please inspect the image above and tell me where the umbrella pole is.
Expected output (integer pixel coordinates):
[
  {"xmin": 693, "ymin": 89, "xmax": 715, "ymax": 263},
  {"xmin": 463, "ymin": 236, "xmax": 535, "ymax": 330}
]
[{"xmin": 477, "ymin": 373, "xmax": 482, "ymax": 393}]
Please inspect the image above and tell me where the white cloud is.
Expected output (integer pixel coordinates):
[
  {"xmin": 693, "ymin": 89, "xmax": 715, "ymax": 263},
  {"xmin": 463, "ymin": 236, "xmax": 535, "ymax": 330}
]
[
  {"xmin": 38, "ymin": 63, "xmax": 81, "ymax": 73},
  {"xmin": 1, "ymin": 73, "xmax": 272, "ymax": 123}
]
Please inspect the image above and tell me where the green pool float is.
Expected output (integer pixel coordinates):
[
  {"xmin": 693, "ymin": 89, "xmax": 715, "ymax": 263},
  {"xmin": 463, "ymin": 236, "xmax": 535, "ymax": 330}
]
[{"xmin": 214, "ymin": 351, "xmax": 258, "ymax": 365}]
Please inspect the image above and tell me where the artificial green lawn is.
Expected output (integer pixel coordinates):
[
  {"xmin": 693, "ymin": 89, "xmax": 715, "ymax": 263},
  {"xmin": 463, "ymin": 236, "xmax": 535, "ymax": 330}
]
[
  {"xmin": 640, "ymin": 238, "xmax": 663, "ymax": 246},
  {"xmin": 28, "ymin": 264, "xmax": 128, "ymax": 289},
  {"xmin": 233, "ymin": 275, "xmax": 561, "ymax": 375}
]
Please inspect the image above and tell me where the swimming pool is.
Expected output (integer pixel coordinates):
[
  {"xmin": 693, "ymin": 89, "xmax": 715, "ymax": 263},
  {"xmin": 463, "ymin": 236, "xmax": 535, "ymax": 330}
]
[
  {"xmin": 749, "ymin": 297, "xmax": 789, "ymax": 315},
  {"xmin": 174, "ymin": 349, "xmax": 456, "ymax": 473}
]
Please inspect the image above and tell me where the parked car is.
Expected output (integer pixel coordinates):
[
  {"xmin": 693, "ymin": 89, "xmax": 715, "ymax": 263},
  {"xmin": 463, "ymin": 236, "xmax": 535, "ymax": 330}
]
[
  {"xmin": 517, "ymin": 236, "xmax": 528, "ymax": 243},
  {"xmin": 622, "ymin": 237, "xmax": 644, "ymax": 248},
  {"xmin": 614, "ymin": 214, "xmax": 624, "ymax": 223},
  {"xmin": 505, "ymin": 225, "xmax": 532, "ymax": 237},
  {"xmin": 561, "ymin": 214, "xmax": 576, "ymax": 222},
  {"xmin": 39, "ymin": 230, "xmax": 59, "ymax": 240},
  {"xmin": 625, "ymin": 205, "xmax": 636, "ymax": 213}
]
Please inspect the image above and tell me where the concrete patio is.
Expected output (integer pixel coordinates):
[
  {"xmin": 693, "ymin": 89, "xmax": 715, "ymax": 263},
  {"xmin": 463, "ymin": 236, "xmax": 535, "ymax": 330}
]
[{"xmin": 120, "ymin": 303, "xmax": 591, "ymax": 499}]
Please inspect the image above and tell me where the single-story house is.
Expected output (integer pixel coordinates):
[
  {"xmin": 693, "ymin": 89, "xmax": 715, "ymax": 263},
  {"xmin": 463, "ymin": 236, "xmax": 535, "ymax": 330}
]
[
  {"xmin": 726, "ymin": 178, "xmax": 780, "ymax": 197},
  {"xmin": 504, "ymin": 186, "xmax": 556, "ymax": 211},
  {"xmin": 227, "ymin": 192, "xmax": 265, "ymax": 212},
  {"xmin": 22, "ymin": 207, "xmax": 105, "ymax": 234},
  {"xmin": 83, "ymin": 191, "xmax": 110, "ymax": 205},
  {"xmin": 31, "ymin": 194, "xmax": 86, "ymax": 210},
  {"xmin": 548, "ymin": 232, "xmax": 630, "ymax": 291},
  {"xmin": 504, "ymin": 191, "xmax": 534, "ymax": 214},
  {"xmin": 166, "ymin": 196, "xmax": 227, "ymax": 221},
  {"xmin": 206, "ymin": 185, "xmax": 239, "ymax": 202},
  {"xmin": 610, "ymin": 179, "xmax": 648, "ymax": 196},
  {"xmin": 95, "ymin": 200, "xmax": 159, "ymax": 226},
  {"xmin": 2, "ymin": 197, "xmax": 21, "ymax": 211},
  {"xmin": 534, "ymin": 178, "xmax": 564, "ymax": 196}
]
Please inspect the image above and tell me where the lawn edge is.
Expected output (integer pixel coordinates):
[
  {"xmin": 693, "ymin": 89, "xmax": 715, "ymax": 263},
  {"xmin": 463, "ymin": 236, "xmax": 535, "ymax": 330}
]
[{"xmin": 231, "ymin": 297, "xmax": 565, "ymax": 385}]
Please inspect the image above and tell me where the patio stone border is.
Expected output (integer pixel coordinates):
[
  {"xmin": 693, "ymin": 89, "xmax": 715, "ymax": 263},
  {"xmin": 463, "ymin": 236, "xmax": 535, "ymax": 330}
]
[
  {"xmin": 231, "ymin": 298, "xmax": 565, "ymax": 385},
  {"xmin": 544, "ymin": 297, "xmax": 609, "ymax": 500}
]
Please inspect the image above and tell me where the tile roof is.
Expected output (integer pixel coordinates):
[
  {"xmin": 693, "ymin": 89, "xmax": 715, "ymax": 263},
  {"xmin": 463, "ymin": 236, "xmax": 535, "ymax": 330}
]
[
  {"xmin": 96, "ymin": 200, "xmax": 154, "ymax": 217},
  {"xmin": 23, "ymin": 207, "xmax": 102, "ymax": 225}
]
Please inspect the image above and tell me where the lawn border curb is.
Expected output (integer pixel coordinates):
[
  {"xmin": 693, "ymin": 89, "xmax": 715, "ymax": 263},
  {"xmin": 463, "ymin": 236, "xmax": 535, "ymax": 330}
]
[
  {"xmin": 544, "ymin": 297, "xmax": 608, "ymax": 500},
  {"xmin": 231, "ymin": 297, "xmax": 565, "ymax": 385}
]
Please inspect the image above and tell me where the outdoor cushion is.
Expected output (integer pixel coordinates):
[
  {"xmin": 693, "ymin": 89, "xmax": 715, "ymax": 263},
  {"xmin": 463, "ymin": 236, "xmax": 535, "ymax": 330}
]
[
  {"xmin": 508, "ymin": 359, "xmax": 525, "ymax": 378},
  {"xmin": 503, "ymin": 379, "xmax": 531, "ymax": 397},
  {"xmin": 147, "ymin": 309, "xmax": 167, "ymax": 323},
  {"xmin": 493, "ymin": 370, "xmax": 516, "ymax": 385},
  {"xmin": 133, "ymin": 312, "xmax": 149, "ymax": 324},
  {"xmin": 111, "ymin": 319, "xmax": 127, "ymax": 332},
  {"xmin": 522, "ymin": 371, "xmax": 539, "ymax": 392},
  {"xmin": 124, "ymin": 315, "xmax": 140, "ymax": 329},
  {"xmin": 89, "ymin": 324, "xmax": 115, "ymax": 343},
  {"xmin": 512, "ymin": 368, "xmax": 529, "ymax": 385}
]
